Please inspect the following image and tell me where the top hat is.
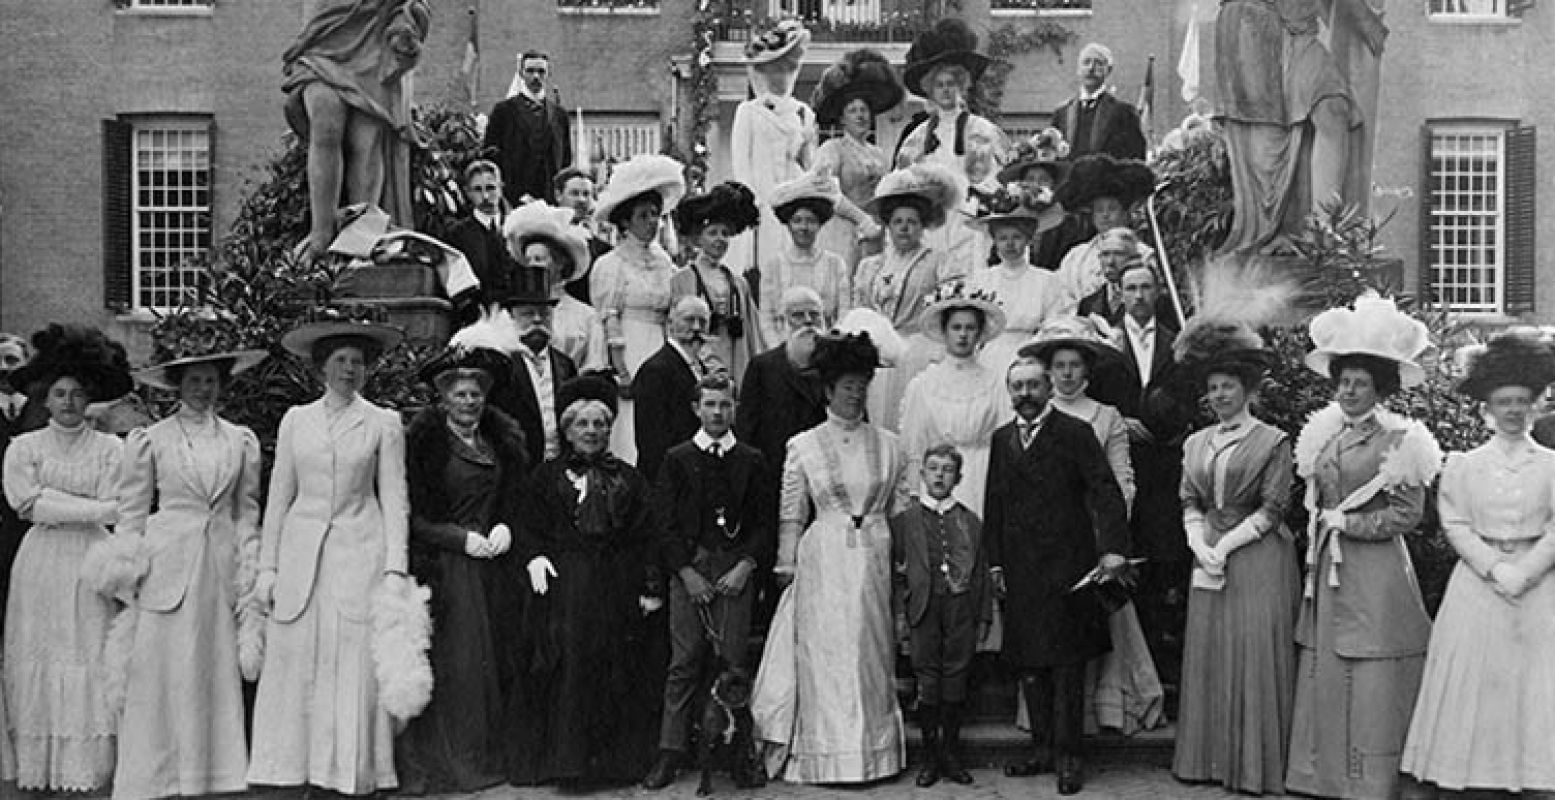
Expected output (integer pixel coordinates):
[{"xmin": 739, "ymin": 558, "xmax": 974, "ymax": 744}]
[{"xmin": 497, "ymin": 266, "xmax": 559, "ymax": 308}]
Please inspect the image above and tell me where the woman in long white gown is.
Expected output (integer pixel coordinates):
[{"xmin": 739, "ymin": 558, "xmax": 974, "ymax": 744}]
[
  {"xmin": 1022, "ymin": 317, "xmax": 1165, "ymax": 737},
  {"xmin": 589, "ymin": 154, "xmax": 686, "ymax": 464},
  {"xmin": 752, "ymin": 330, "xmax": 908, "ymax": 784},
  {"xmin": 963, "ymin": 186, "xmax": 1073, "ymax": 373}
]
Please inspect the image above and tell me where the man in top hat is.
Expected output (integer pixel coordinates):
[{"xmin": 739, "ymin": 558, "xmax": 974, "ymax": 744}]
[
  {"xmin": 485, "ymin": 51, "xmax": 572, "ymax": 207},
  {"xmin": 445, "ymin": 160, "xmax": 518, "ymax": 324},
  {"xmin": 633, "ymin": 295, "xmax": 714, "ymax": 482},
  {"xmin": 1051, "ymin": 43, "xmax": 1147, "ymax": 161},
  {"xmin": 987, "ymin": 356, "xmax": 1130, "ymax": 796},
  {"xmin": 1054, "ymin": 155, "xmax": 1157, "ymax": 307},
  {"xmin": 484, "ymin": 266, "xmax": 578, "ymax": 469}
]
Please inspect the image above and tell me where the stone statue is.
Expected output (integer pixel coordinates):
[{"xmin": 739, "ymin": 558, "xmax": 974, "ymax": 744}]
[
  {"xmin": 1214, "ymin": 0, "xmax": 1387, "ymax": 256},
  {"xmin": 283, "ymin": 0, "xmax": 431, "ymax": 261}
]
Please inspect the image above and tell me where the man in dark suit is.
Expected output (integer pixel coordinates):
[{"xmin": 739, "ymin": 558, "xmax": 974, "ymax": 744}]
[
  {"xmin": 444, "ymin": 160, "xmax": 516, "ymax": 324},
  {"xmin": 1075, "ymin": 228, "xmax": 1176, "ymax": 328},
  {"xmin": 1050, "ymin": 43, "xmax": 1147, "ymax": 161},
  {"xmin": 634, "ymin": 296, "xmax": 711, "ymax": 482},
  {"xmin": 1093, "ymin": 263, "xmax": 1194, "ymax": 692},
  {"xmin": 734, "ymin": 287, "xmax": 828, "ymax": 478},
  {"xmin": 485, "ymin": 52, "xmax": 572, "ymax": 206},
  {"xmin": 986, "ymin": 358, "xmax": 1129, "ymax": 796},
  {"xmin": 643, "ymin": 373, "xmax": 770, "ymax": 790},
  {"xmin": 485, "ymin": 267, "xmax": 578, "ymax": 469}
]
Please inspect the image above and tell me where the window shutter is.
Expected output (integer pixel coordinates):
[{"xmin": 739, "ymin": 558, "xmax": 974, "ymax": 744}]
[
  {"xmin": 1503, "ymin": 125, "xmax": 1536, "ymax": 315},
  {"xmin": 102, "ymin": 118, "xmax": 134, "ymax": 312},
  {"xmin": 1418, "ymin": 125, "xmax": 1435, "ymax": 307}
]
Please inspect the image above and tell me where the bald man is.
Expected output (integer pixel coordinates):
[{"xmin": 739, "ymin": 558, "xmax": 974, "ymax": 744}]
[{"xmin": 633, "ymin": 296, "xmax": 714, "ymax": 481}]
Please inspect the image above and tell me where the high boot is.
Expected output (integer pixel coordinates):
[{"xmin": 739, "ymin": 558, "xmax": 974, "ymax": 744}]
[
  {"xmin": 915, "ymin": 704, "xmax": 942, "ymax": 787},
  {"xmin": 941, "ymin": 702, "xmax": 973, "ymax": 784},
  {"xmin": 1005, "ymin": 675, "xmax": 1054, "ymax": 777}
]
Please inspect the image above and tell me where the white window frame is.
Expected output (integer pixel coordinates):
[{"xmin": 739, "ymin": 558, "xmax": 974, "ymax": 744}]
[
  {"xmin": 121, "ymin": 0, "xmax": 214, "ymax": 14},
  {"xmin": 1426, "ymin": 125, "xmax": 1506, "ymax": 315},
  {"xmin": 582, "ymin": 114, "xmax": 663, "ymax": 166},
  {"xmin": 130, "ymin": 120, "xmax": 212, "ymax": 312},
  {"xmin": 1428, "ymin": 0, "xmax": 1512, "ymax": 20}
]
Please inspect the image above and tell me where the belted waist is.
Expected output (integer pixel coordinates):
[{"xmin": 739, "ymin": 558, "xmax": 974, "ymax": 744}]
[
  {"xmin": 1480, "ymin": 534, "xmax": 1540, "ymax": 554},
  {"xmin": 1207, "ymin": 505, "xmax": 1258, "ymax": 531},
  {"xmin": 816, "ymin": 510, "xmax": 886, "ymax": 529}
]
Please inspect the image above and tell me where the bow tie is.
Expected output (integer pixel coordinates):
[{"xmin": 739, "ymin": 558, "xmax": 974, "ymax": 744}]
[{"xmin": 1218, "ymin": 422, "xmax": 1242, "ymax": 433}]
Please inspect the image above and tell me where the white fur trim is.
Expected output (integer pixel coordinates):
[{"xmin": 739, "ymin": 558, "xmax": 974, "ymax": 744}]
[
  {"xmin": 101, "ymin": 608, "xmax": 137, "ymax": 723},
  {"xmin": 80, "ymin": 534, "xmax": 148, "ymax": 604},
  {"xmin": 371, "ymin": 574, "xmax": 435, "ymax": 724},
  {"xmin": 233, "ymin": 538, "xmax": 266, "ymax": 682},
  {"xmin": 1295, "ymin": 403, "xmax": 1443, "ymax": 487}
]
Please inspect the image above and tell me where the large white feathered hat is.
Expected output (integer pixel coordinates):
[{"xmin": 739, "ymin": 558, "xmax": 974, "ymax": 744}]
[
  {"xmin": 593, "ymin": 154, "xmax": 687, "ymax": 227},
  {"xmin": 862, "ymin": 162, "xmax": 966, "ymax": 229},
  {"xmin": 1304, "ymin": 291, "xmax": 1430, "ymax": 388},
  {"xmin": 504, "ymin": 202, "xmax": 591, "ymax": 284}
]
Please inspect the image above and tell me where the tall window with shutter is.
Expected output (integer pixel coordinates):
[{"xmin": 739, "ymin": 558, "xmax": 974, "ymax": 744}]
[
  {"xmin": 1419, "ymin": 122, "xmax": 1536, "ymax": 315},
  {"xmin": 102, "ymin": 117, "xmax": 213, "ymax": 311}
]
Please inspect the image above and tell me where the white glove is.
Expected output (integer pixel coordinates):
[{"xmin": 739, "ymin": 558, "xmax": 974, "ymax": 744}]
[
  {"xmin": 639, "ymin": 595, "xmax": 664, "ymax": 615},
  {"xmin": 1212, "ymin": 520, "xmax": 1262, "ymax": 562},
  {"xmin": 487, "ymin": 523, "xmax": 512, "ymax": 556},
  {"xmin": 1320, "ymin": 508, "xmax": 1347, "ymax": 533},
  {"xmin": 527, "ymin": 556, "xmax": 558, "ymax": 595},
  {"xmin": 464, "ymin": 532, "xmax": 491, "ymax": 559},
  {"xmin": 1490, "ymin": 561, "xmax": 1532, "ymax": 599},
  {"xmin": 255, "ymin": 569, "xmax": 277, "ymax": 606}
]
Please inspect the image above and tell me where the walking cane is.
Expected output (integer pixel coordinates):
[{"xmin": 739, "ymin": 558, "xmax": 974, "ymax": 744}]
[{"xmin": 1146, "ymin": 182, "xmax": 1189, "ymax": 329}]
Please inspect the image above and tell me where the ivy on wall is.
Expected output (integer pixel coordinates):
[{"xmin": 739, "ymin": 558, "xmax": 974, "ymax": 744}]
[
  {"xmin": 685, "ymin": 0, "xmax": 721, "ymax": 192},
  {"xmin": 980, "ymin": 20, "xmax": 1075, "ymax": 122}
]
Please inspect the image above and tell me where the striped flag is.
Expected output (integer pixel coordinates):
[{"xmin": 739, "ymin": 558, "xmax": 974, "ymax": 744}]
[
  {"xmin": 1136, "ymin": 55, "xmax": 1155, "ymax": 154},
  {"xmin": 459, "ymin": 7, "xmax": 479, "ymax": 106}
]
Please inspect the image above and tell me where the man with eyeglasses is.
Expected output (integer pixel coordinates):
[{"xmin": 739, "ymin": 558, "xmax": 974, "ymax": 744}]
[{"xmin": 485, "ymin": 51, "xmax": 573, "ymax": 206}]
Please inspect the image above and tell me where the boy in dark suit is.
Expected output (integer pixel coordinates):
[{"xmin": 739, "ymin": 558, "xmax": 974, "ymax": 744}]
[
  {"xmin": 891, "ymin": 443, "xmax": 992, "ymax": 788},
  {"xmin": 643, "ymin": 373, "xmax": 770, "ymax": 791}
]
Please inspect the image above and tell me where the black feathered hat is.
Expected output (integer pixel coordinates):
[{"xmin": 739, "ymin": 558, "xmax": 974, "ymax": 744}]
[
  {"xmin": 813, "ymin": 331, "xmax": 883, "ymax": 385},
  {"xmin": 558, "ymin": 370, "xmax": 620, "ymax": 417},
  {"xmin": 1455, "ymin": 329, "xmax": 1555, "ymax": 401},
  {"xmin": 674, "ymin": 181, "xmax": 761, "ymax": 237},
  {"xmin": 415, "ymin": 345, "xmax": 513, "ymax": 396},
  {"xmin": 903, "ymin": 19, "xmax": 991, "ymax": 95},
  {"xmin": 1173, "ymin": 316, "xmax": 1275, "ymax": 386},
  {"xmin": 1054, "ymin": 154, "xmax": 1157, "ymax": 211},
  {"xmin": 811, "ymin": 48, "xmax": 906, "ymax": 127},
  {"xmin": 12, "ymin": 323, "xmax": 133, "ymax": 402}
]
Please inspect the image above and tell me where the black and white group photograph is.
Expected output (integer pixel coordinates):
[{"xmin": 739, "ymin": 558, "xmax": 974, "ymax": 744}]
[{"xmin": 0, "ymin": 0, "xmax": 1550, "ymax": 798}]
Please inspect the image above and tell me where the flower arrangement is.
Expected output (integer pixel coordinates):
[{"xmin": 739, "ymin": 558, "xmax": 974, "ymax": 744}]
[
  {"xmin": 968, "ymin": 182, "xmax": 1057, "ymax": 218},
  {"xmin": 921, "ymin": 279, "xmax": 999, "ymax": 311}
]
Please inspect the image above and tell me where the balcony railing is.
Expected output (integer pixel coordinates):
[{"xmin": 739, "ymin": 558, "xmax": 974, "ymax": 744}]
[
  {"xmin": 557, "ymin": 0, "xmax": 660, "ymax": 12},
  {"xmin": 713, "ymin": 0, "xmax": 937, "ymax": 43},
  {"xmin": 990, "ymin": 0, "xmax": 1091, "ymax": 11}
]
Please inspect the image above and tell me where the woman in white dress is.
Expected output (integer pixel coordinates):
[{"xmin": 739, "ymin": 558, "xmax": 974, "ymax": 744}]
[
  {"xmin": 808, "ymin": 48, "xmax": 901, "ymax": 270},
  {"xmin": 1402, "ymin": 330, "xmax": 1555, "ymax": 795},
  {"xmin": 762, "ymin": 174, "xmax": 853, "ymax": 335},
  {"xmin": 4, "ymin": 324, "xmax": 132, "ymax": 792},
  {"xmin": 671, "ymin": 181, "xmax": 766, "ymax": 383},
  {"xmin": 589, "ymin": 154, "xmax": 686, "ymax": 464},
  {"xmin": 896, "ymin": 283, "xmax": 1008, "ymax": 516},
  {"xmin": 1022, "ymin": 317, "xmax": 1165, "ymax": 737},
  {"xmin": 853, "ymin": 163, "xmax": 966, "ymax": 430},
  {"xmin": 111, "ymin": 346, "xmax": 268, "ymax": 800},
  {"xmin": 895, "ymin": 19, "xmax": 1007, "ymax": 270},
  {"xmin": 247, "ymin": 313, "xmax": 410, "ymax": 795},
  {"xmin": 752, "ymin": 330, "xmax": 908, "ymax": 784},
  {"xmin": 728, "ymin": 20, "xmax": 816, "ymax": 279},
  {"xmin": 963, "ymin": 186, "xmax": 1073, "ymax": 373}
]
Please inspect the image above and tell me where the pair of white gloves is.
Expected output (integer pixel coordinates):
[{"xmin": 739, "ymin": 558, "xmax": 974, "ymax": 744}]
[
  {"xmin": 464, "ymin": 523, "xmax": 512, "ymax": 560},
  {"xmin": 1186, "ymin": 513, "xmax": 1271, "ymax": 577},
  {"xmin": 523, "ymin": 555, "xmax": 662, "ymax": 614}
]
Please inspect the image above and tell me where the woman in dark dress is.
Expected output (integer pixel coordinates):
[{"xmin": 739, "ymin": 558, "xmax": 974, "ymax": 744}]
[
  {"xmin": 396, "ymin": 342, "xmax": 528, "ymax": 794},
  {"xmin": 508, "ymin": 375, "xmax": 665, "ymax": 786}
]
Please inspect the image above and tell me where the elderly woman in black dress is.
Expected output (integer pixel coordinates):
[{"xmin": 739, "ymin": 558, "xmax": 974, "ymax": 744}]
[
  {"xmin": 507, "ymin": 375, "xmax": 665, "ymax": 786},
  {"xmin": 396, "ymin": 336, "xmax": 529, "ymax": 794}
]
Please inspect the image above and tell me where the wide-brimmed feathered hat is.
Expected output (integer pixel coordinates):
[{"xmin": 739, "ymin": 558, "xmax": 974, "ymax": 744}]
[
  {"xmin": 903, "ymin": 18, "xmax": 991, "ymax": 95},
  {"xmin": 833, "ymin": 308, "xmax": 906, "ymax": 369},
  {"xmin": 593, "ymin": 154, "xmax": 687, "ymax": 227},
  {"xmin": 963, "ymin": 184, "xmax": 1066, "ymax": 237},
  {"xmin": 504, "ymin": 202, "xmax": 592, "ymax": 284},
  {"xmin": 918, "ymin": 281, "xmax": 1006, "ymax": 345},
  {"xmin": 1173, "ymin": 316, "xmax": 1276, "ymax": 383},
  {"xmin": 415, "ymin": 344, "xmax": 513, "ymax": 395},
  {"xmin": 134, "ymin": 348, "xmax": 268, "ymax": 392},
  {"xmin": 770, "ymin": 172, "xmax": 842, "ymax": 219},
  {"xmin": 1304, "ymin": 291, "xmax": 1430, "ymax": 388},
  {"xmin": 997, "ymin": 128, "xmax": 1073, "ymax": 186},
  {"xmin": 811, "ymin": 48, "xmax": 906, "ymax": 126},
  {"xmin": 1054, "ymin": 154, "xmax": 1157, "ymax": 211},
  {"xmin": 863, "ymin": 162, "xmax": 965, "ymax": 229},
  {"xmin": 1454, "ymin": 329, "xmax": 1555, "ymax": 401},
  {"xmin": 280, "ymin": 306, "xmax": 404, "ymax": 361},
  {"xmin": 13, "ymin": 324, "xmax": 133, "ymax": 402},
  {"xmin": 1019, "ymin": 315, "xmax": 1123, "ymax": 369},
  {"xmin": 742, "ymin": 19, "xmax": 811, "ymax": 64},
  {"xmin": 674, "ymin": 181, "xmax": 761, "ymax": 237}
]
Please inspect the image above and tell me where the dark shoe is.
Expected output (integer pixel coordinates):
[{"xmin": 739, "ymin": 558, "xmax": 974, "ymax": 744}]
[
  {"xmin": 915, "ymin": 705, "xmax": 941, "ymax": 787},
  {"xmin": 641, "ymin": 751, "xmax": 680, "ymax": 791},
  {"xmin": 941, "ymin": 702, "xmax": 973, "ymax": 784},
  {"xmin": 1057, "ymin": 755, "xmax": 1084, "ymax": 795},
  {"xmin": 915, "ymin": 758, "xmax": 942, "ymax": 788},
  {"xmin": 1003, "ymin": 757, "xmax": 1052, "ymax": 777}
]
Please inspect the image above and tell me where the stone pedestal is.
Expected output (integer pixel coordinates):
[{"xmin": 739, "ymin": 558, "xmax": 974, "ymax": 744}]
[{"xmin": 336, "ymin": 260, "xmax": 452, "ymax": 347}]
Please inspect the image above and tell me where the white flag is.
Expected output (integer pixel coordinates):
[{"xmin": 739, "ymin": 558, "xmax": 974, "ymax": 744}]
[{"xmin": 1178, "ymin": 1, "xmax": 1201, "ymax": 103}]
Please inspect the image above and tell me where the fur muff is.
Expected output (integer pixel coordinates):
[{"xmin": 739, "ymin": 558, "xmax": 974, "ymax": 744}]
[
  {"xmin": 81, "ymin": 535, "xmax": 148, "ymax": 722},
  {"xmin": 233, "ymin": 538, "xmax": 266, "ymax": 682},
  {"xmin": 371, "ymin": 573, "xmax": 435, "ymax": 725}
]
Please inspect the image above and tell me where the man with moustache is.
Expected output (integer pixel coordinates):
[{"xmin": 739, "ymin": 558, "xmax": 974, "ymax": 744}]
[
  {"xmin": 1050, "ymin": 43, "xmax": 1146, "ymax": 161},
  {"xmin": 986, "ymin": 357, "xmax": 1130, "ymax": 796},
  {"xmin": 486, "ymin": 52, "xmax": 572, "ymax": 207},
  {"xmin": 486, "ymin": 267, "xmax": 578, "ymax": 469},
  {"xmin": 633, "ymin": 296, "xmax": 713, "ymax": 482},
  {"xmin": 445, "ymin": 160, "xmax": 518, "ymax": 323}
]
